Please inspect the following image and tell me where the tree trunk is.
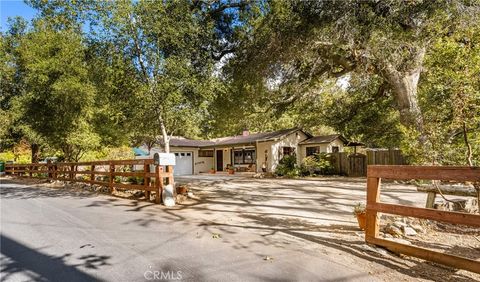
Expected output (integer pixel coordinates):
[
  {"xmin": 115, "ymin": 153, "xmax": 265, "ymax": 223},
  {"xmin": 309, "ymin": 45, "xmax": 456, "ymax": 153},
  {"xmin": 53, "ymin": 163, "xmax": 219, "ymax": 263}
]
[
  {"xmin": 159, "ymin": 117, "xmax": 170, "ymax": 153},
  {"xmin": 31, "ymin": 143, "xmax": 40, "ymax": 163},
  {"xmin": 389, "ymin": 71, "xmax": 424, "ymax": 133},
  {"xmin": 383, "ymin": 48, "xmax": 426, "ymax": 143}
]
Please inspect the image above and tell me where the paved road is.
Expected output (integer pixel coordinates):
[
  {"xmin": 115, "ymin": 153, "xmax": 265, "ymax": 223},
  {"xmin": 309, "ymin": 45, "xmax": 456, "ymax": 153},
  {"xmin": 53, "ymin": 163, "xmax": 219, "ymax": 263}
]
[{"xmin": 1, "ymin": 178, "xmax": 376, "ymax": 282}]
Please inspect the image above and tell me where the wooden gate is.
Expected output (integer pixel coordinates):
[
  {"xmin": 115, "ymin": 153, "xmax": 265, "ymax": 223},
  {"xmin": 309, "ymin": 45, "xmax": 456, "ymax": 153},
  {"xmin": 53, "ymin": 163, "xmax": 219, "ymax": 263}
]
[{"xmin": 348, "ymin": 153, "xmax": 366, "ymax": 177}]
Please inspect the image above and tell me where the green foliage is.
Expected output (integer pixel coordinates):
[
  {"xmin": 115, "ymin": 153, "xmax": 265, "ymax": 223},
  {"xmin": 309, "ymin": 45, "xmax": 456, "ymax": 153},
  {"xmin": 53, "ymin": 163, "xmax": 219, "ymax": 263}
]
[
  {"xmin": 275, "ymin": 155, "xmax": 300, "ymax": 177},
  {"xmin": 0, "ymin": 151, "xmax": 29, "ymax": 164},
  {"xmin": 127, "ymin": 177, "xmax": 144, "ymax": 185},
  {"xmin": 224, "ymin": 0, "xmax": 480, "ymax": 160},
  {"xmin": 4, "ymin": 20, "xmax": 101, "ymax": 161},
  {"xmin": 408, "ymin": 23, "xmax": 480, "ymax": 165},
  {"xmin": 300, "ymin": 153, "xmax": 334, "ymax": 176}
]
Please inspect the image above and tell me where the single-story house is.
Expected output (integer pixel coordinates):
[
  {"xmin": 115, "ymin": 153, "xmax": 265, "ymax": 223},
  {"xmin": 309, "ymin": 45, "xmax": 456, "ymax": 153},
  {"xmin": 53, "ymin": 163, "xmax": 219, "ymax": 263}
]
[{"xmin": 135, "ymin": 128, "xmax": 349, "ymax": 175}]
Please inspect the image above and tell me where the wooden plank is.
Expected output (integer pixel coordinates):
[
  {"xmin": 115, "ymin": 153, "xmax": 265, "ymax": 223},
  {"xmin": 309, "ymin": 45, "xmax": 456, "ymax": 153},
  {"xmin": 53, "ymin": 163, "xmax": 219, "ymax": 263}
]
[
  {"xmin": 155, "ymin": 165, "xmax": 162, "ymax": 204},
  {"xmin": 55, "ymin": 159, "xmax": 154, "ymax": 167},
  {"xmin": 90, "ymin": 165, "xmax": 95, "ymax": 184},
  {"xmin": 368, "ymin": 202, "xmax": 480, "ymax": 227},
  {"xmin": 425, "ymin": 192, "xmax": 436, "ymax": 209},
  {"xmin": 55, "ymin": 177, "xmax": 108, "ymax": 186},
  {"xmin": 110, "ymin": 171, "xmax": 152, "ymax": 177},
  {"xmin": 144, "ymin": 164, "xmax": 151, "ymax": 200},
  {"xmin": 109, "ymin": 163, "xmax": 115, "ymax": 193},
  {"xmin": 367, "ymin": 165, "xmax": 480, "ymax": 181},
  {"xmin": 367, "ymin": 237, "xmax": 480, "ymax": 274},
  {"xmin": 417, "ymin": 185, "xmax": 477, "ymax": 197},
  {"xmin": 112, "ymin": 182, "xmax": 151, "ymax": 191},
  {"xmin": 365, "ymin": 177, "xmax": 381, "ymax": 240}
]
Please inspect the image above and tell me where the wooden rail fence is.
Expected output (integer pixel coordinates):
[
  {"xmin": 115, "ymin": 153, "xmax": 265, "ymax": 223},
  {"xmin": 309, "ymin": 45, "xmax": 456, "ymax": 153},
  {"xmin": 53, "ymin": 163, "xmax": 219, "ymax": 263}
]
[
  {"xmin": 330, "ymin": 149, "xmax": 407, "ymax": 177},
  {"xmin": 4, "ymin": 159, "xmax": 174, "ymax": 204},
  {"xmin": 366, "ymin": 165, "xmax": 480, "ymax": 274}
]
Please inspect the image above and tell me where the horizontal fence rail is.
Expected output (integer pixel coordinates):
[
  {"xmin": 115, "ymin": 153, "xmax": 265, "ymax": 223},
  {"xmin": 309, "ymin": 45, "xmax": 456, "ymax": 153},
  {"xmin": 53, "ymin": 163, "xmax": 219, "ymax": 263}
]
[
  {"xmin": 4, "ymin": 159, "xmax": 174, "ymax": 204},
  {"xmin": 366, "ymin": 165, "xmax": 480, "ymax": 274}
]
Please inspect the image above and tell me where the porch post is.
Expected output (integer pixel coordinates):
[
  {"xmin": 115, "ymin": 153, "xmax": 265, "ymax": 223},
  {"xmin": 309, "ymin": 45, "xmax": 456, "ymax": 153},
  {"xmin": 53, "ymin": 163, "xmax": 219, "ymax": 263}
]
[
  {"xmin": 213, "ymin": 148, "xmax": 216, "ymax": 172},
  {"xmin": 255, "ymin": 141, "xmax": 258, "ymax": 173}
]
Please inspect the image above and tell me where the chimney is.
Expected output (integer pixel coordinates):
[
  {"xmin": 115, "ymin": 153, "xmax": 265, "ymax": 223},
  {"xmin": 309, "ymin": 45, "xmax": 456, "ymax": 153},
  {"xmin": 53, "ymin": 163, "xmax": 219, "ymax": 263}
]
[{"xmin": 242, "ymin": 128, "xmax": 249, "ymax": 136}]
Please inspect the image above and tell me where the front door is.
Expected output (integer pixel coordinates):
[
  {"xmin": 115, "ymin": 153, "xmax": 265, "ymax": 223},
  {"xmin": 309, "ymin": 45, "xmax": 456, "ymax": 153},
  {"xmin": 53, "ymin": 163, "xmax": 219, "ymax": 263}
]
[{"xmin": 216, "ymin": 150, "xmax": 223, "ymax": 171}]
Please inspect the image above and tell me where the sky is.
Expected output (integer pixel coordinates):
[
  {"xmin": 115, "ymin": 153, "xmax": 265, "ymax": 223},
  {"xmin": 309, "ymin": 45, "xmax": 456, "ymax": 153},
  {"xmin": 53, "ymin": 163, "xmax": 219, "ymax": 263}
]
[{"xmin": 0, "ymin": 0, "xmax": 37, "ymax": 31}]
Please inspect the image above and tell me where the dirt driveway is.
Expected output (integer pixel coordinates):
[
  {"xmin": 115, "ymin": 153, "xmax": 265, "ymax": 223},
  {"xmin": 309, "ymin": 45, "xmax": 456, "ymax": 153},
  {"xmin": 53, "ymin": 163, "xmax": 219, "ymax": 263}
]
[{"xmin": 174, "ymin": 174, "xmax": 479, "ymax": 281}]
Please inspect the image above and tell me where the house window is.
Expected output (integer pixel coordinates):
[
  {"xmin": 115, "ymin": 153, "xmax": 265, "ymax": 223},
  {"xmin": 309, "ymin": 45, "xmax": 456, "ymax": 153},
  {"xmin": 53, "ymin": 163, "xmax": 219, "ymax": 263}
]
[
  {"xmin": 198, "ymin": 150, "xmax": 213, "ymax": 157},
  {"xmin": 306, "ymin": 146, "xmax": 320, "ymax": 157},
  {"xmin": 332, "ymin": 146, "xmax": 339, "ymax": 153},
  {"xmin": 282, "ymin": 147, "xmax": 295, "ymax": 156},
  {"xmin": 233, "ymin": 149, "xmax": 256, "ymax": 164}
]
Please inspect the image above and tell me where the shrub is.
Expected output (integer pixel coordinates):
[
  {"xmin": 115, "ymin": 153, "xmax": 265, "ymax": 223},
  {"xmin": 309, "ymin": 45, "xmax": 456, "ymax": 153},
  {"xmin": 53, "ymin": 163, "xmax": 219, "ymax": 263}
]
[
  {"xmin": 275, "ymin": 155, "xmax": 299, "ymax": 177},
  {"xmin": 127, "ymin": 176, "xmax": 144, "ymax": 185},
  {"xmin": 300, "ymin": 153, "xmax": 334, "ymax": 176}
]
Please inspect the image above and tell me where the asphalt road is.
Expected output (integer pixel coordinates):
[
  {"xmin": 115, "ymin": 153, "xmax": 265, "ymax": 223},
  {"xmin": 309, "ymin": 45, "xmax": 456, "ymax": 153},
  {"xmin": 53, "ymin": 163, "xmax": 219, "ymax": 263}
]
[{"xmin": 0, "ymin": 178, "xmax": 376, "ymax": 282}]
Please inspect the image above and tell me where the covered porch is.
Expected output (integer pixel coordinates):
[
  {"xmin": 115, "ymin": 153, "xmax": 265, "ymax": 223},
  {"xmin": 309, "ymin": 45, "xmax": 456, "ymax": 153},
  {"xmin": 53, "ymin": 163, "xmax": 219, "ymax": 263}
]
[{"xmin": 208, "ymin": 144, "xmax": 258, "ymax": 173}]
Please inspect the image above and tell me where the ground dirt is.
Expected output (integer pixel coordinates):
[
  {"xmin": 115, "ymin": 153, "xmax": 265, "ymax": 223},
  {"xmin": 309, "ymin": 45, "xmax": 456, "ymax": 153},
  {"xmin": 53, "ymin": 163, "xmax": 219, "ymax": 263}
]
[{"xmin": 173, "ymin": 174, "xmax": 480, "ymax": 282}]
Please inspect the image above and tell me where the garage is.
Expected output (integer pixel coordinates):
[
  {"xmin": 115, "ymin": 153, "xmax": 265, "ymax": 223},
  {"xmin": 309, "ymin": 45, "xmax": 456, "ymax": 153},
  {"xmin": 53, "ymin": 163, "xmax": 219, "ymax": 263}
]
[{"xmin": 173, "ymin": 152, "xmax": 193, "ymax": 175}]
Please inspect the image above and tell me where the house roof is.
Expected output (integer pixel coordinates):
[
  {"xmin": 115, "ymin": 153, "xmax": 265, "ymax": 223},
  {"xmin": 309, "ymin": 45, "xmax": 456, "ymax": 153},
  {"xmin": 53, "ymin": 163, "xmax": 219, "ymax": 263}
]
[
  {"xmin": 156, "ymin": 129, "xmax": 355, "ymax": 149},
  {"xmin": 167, "ymin": 138, "xmax": 215, "ymax": 148},
  {"xmin": 159, "ymin": 128, "xmax": 310, "ymax": 148},
  {"xmin": 299, "ymin": 134, "xmax": 348, "ymax": 145},
  {"xmin": 210, "ymin": 127, "xmax": 308, "ymax": 147}
]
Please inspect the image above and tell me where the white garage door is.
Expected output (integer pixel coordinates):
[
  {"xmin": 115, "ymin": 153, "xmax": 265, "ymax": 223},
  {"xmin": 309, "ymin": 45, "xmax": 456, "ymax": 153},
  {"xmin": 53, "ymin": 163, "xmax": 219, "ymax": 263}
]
[{"xmin": 173, "ymin": 152, "xmax": 193, "ymax": 175}]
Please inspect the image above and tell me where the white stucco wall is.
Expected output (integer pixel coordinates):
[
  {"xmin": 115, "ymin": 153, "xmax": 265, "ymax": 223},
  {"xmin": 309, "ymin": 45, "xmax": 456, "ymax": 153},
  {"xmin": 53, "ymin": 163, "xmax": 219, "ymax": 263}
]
[
  {"xmin": 298, "ymin": 139, "xmax": 345, "ymax": 163},
  {"xmin": 256, "ymin": 131, "xmax": 309, "ymax": 172},
  {"xmin": 137, "ymin": 146, "xmax": 214, "ymax": 174},
  {"xmin": 255, "ymin": 140, "xmax": 274, "ymax": 172}
]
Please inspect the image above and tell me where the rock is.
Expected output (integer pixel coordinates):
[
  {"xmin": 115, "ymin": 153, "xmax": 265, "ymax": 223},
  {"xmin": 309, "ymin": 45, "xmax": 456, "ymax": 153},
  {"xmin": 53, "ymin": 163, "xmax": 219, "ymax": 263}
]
[
  {"xmin": 402, "ymin": 226, "xmax": 417, "ymax": 236},
  {"xmin": 393, "ymin": 221, "xmax": 407, "ymax": 229},
  {"xmin": 176, "ymin": 194, "xmax": 188, "ymax": 203},
  {"xmin": 410, "ymin": 224, "xmax": 425, "ymax": 233},
  {"xmin": 384, "ymin": 224, "xmax": 402, "ymax": 237}
]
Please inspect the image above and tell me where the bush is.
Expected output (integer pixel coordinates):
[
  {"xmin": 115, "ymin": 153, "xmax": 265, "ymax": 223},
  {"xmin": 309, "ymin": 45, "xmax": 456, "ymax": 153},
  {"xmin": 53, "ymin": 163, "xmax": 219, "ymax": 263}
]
[
  {"xmin": 300, "ymin": 153, "xmax": 334, "ymax": 176},
  {"xmin": 275, "ymin": 155, "xmax": 300, "ymax": 177},
  {"xmin": 127, "ymin": 176, "xmax": 144, "ymax": 185}
]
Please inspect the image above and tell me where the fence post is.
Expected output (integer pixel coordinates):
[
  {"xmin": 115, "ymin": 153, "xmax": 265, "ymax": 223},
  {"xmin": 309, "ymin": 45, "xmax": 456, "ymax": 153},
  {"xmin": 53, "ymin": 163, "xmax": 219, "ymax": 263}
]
[
  {"xmin": 70, "ymin": 165, "xmax": 75, "ymax": 181},
  {"xmin": 47, "ymin": 160, "xmax": 52, "ymax": 179},
  {"xmin": 155, "ymin": 165, "xmax": 162, "ymax": 204},
  {"xmin": 166, "ymin": 165, "xmax": 174, "ymax": 186},
  {"xmin": 365, "ymin": 176, "xmax": 381, "ymax": 243},
  {"xmin": 90, "ymin": 165, "xmax": 95, "ymax": 185},
  {"xmin": 109, "ymin": 162, "xmax": 114, "ymax": 193},
  {"xmin": 144, "ymin": 163, "xmax": 151, "ymax": 201},
  {"xmin": 54, "ymin": 163, "xmax": 57, "ymax": 180}
]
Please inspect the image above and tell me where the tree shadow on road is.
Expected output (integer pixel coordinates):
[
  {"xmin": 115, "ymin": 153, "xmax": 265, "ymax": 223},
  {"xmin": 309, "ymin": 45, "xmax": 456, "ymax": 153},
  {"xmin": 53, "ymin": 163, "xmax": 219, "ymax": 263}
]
[{"xmin": 0, "ymin": 234, "xmax": 111, "ymax": 281}]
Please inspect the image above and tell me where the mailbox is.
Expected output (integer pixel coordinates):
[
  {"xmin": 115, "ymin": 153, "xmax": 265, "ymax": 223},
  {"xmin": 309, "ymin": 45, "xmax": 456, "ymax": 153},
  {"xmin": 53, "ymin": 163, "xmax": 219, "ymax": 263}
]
[{"xmin": 153, "ymin": 153, "xmax": 176, "ymax": 166}]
